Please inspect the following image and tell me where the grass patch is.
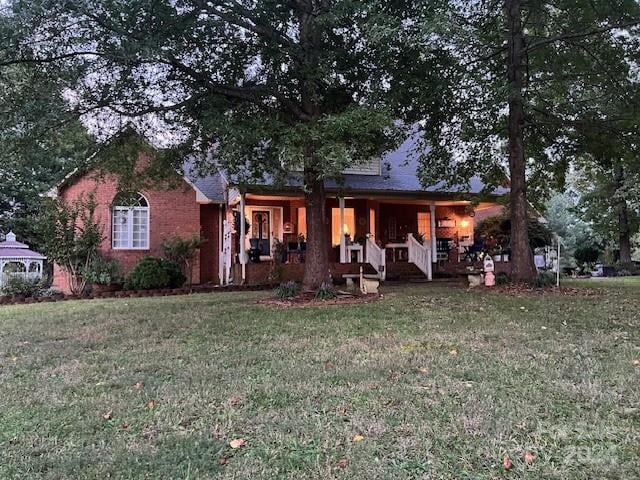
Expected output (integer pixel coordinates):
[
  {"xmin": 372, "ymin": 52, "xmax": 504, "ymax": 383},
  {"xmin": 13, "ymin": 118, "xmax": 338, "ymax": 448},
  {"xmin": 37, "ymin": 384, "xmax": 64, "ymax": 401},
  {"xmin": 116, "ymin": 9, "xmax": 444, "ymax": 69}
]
[{"xmin": 0, "ymin": 283, "xmax": 638, "ymax": 479}]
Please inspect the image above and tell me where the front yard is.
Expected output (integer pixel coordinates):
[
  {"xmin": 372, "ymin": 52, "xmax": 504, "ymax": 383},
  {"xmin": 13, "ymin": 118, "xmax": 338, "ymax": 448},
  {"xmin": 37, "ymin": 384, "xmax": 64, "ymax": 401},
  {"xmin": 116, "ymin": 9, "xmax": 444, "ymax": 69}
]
[{"xmin": 1, "ymin": 279, "xmax": 639, "ymax": 479}]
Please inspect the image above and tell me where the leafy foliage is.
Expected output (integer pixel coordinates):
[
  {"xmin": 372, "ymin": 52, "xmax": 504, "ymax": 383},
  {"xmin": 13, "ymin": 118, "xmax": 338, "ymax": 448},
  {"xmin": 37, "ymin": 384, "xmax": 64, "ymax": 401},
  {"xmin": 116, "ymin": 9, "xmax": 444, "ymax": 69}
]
[
  {"xmin": 0, "ymin": 276, "xmax": 46, "ymax": 297},
  {"xmin": 314, "ymin": 283, "xmax": 337, "ymax": 301},
  {"xmin": 161, "ymin": 234, "xmax": 204, "ymax": 289},
  {"xmin": 124, "ymin": 257, "xmax": 185, "ymax": 291},
  {"xmin": 274, "ymin": 281, "xmax": 300, "ymax": 300},
  {"xmin": 574, "ymin": 244, "xmax": 601, "ymax": 267},
  {"xmin": 532, "ymin": 271, "xmax": 557, "ymax": 289},
  {"xmin": 37, "ymin": 194, "xmax": 103, "ymax": 295},
  {"xmin": 477, "ymin": 214, "xmax": 552, "ymax": 251},
  {"xmin": 0, "ymin": 0, "xmax": 451, "ymax": 288},
  {"xmin": 81, "ymin": 255, "xmax": 123, "ymax": 286}
]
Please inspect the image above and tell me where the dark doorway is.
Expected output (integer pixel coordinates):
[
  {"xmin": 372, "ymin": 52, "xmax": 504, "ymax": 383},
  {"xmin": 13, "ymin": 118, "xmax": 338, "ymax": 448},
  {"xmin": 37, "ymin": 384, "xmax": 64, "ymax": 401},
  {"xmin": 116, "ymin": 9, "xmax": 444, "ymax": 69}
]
[{"xmin": 252, "ymin": 211, "xmax": 271, "ymax": 256}]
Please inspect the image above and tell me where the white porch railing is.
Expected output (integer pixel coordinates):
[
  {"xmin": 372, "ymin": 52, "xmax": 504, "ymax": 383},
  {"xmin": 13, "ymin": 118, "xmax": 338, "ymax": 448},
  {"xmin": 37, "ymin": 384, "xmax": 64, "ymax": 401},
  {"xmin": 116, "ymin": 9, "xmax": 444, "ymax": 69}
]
[
  {"xmin": 365, "ymin": 237, "xmax": 386, "ymax": 280},
  {"xmin": 221, "ymin": 219, "xmax": 232, "ymax": 285},
  {"xmin": 408, "ymin": 233, "xmax": 433, "ymax": 281}
]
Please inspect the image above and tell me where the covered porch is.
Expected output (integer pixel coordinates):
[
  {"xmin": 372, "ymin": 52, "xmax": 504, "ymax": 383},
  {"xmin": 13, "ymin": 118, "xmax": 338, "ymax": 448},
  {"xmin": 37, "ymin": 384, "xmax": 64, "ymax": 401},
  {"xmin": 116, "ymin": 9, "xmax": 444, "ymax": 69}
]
[{"xmin": 227, "ymin": 192, "xmax": 505, "ymax": 284}]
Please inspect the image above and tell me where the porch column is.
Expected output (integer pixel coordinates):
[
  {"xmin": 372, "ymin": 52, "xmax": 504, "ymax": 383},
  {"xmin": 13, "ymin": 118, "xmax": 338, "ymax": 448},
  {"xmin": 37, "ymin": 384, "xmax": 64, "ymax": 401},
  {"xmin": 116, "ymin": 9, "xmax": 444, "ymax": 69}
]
[
  {"xmin": 239, "ymin": 194, "xmax": 246, "ymax": 283},
  {"xmin": 339, "ymin": 197, "xmax": 346, "ymax": 263},
  {"xmin": 218, "ymin": 207, "xmax": 224, "ymax": 285},
  {"xmin": 430, "ymin": 203, "xmax": 437, "ymax": 263}
]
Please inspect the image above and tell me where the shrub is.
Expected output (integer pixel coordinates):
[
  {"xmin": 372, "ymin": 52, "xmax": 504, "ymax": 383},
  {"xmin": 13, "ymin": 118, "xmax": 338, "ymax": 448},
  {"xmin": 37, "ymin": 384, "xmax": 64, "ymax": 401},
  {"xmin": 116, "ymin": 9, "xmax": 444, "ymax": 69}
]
[
  {"xmin": 81, "ymin": 255, "xmax": 123, "ymax": 286},
  {"xmin": 124, "ymin": 257, "xmax": 186, "ymax": 290},
  {"xmin": 613, "ymin": 262, "xmax": 640, "ymax": 276},
  {"xmin": 274, "ymin": 280, "xmax": 299, "ymax": 299},
  {"xmin": 162, "ymin": 234, "xmax": 204, "ymax": 289},
  {"xmin": 38, "ymin": 194, "xmax": 103, "ymax": 295},
  {"xmin": 495, "ymin": 272, "xmax": 511, "ymax": 285},
  {"xmin": 315, "ymin": 282, "xmax": 337, "ymax": 300},
  {"xmin": 38, "ymin": 287, "xmax": 63, "ymax": 298},
  {"xmin": 531, "ymin": 271, "xmax": 556, "ymax": 288},
  {"xmin": 1, "ymin": 277, "xmax": 46, "ymax": 297},
  {"xmin": 574, "ymin": 244, "xmax": 600, "ymax": 266}
]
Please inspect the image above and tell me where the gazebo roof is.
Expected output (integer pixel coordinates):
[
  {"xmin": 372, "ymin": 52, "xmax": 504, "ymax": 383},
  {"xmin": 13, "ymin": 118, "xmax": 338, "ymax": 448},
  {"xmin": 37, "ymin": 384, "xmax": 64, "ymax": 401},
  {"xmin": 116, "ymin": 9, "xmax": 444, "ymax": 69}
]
[{"xmin": 0, "ymin": 232, "xmax": 46, "ymax": 260}]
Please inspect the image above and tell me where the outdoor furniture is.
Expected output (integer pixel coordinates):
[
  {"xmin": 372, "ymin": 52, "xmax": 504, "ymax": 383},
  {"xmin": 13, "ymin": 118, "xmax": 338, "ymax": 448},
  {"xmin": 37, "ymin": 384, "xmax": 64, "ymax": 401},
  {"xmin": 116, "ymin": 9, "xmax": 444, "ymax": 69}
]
[
  {"xmin": 436, "ymin": 238, "xmax": 452, "ymax": 263},
  {"xmin": 342, "ymin": 267, "xmax": 379, "ymax": 294},
  {"xmin": 346, "ymin": 244, "xmax": 363, "ymax": 263},
  {"xmin": 286, "ymin": 241, "xmax": 306, "ymax": 263}
]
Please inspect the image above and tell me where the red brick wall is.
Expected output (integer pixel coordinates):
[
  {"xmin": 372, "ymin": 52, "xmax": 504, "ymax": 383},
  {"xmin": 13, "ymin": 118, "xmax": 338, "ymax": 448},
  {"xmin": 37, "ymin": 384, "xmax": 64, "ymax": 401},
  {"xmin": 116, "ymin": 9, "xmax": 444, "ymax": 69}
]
[
  {"xmin": 200, "ymin": 204, "xmax": 221, "ymax": 284},
  {"xmin": 52, "ymin": 169, "xmax": 207, "ymax": 293}
]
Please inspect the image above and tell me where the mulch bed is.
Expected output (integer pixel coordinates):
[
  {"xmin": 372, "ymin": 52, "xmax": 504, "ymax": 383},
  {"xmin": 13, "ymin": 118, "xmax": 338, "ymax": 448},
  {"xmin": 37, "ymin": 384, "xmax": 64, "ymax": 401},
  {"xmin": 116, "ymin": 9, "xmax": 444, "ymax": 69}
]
[
  {"xmin": 0, "ymin": 283, "xmax": 279, "ymax": 307},
  {"xmin": 259, "ymin": 291, "xmax": 380, "ymax": 308},
  {"xmin": 488, "ymin": 285, "xmax": 603, "ymax": 297}
]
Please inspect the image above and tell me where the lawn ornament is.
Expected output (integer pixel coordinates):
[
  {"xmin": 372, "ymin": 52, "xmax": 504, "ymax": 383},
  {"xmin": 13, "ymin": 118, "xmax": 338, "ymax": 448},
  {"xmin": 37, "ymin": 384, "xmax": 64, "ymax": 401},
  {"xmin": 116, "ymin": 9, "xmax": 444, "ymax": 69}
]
[{"xmin": 483, "ymin": 256, "xmax": 495, "ymax": 287}]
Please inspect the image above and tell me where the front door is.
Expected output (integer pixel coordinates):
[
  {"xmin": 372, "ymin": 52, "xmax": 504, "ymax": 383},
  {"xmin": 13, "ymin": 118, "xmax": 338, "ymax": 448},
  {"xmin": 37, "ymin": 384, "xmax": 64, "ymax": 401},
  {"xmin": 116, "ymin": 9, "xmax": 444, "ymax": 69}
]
[{"xmin": 252, "ymin": 211, "xmax": 271, "ymax": 256}]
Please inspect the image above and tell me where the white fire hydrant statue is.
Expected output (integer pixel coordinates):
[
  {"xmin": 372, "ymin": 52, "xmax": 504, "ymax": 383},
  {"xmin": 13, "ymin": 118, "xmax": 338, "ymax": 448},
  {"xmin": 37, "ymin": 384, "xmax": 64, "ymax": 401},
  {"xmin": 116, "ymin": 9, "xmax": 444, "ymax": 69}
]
[{"xmin": 483, "ymin": 256, "xmax": 495, "ymax": 287}]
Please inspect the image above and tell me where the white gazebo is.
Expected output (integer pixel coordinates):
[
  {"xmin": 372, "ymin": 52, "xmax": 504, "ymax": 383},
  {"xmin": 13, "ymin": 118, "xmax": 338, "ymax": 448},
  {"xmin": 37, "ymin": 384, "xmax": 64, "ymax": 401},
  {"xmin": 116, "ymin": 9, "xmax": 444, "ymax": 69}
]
[{"xmin": 0, "ymin": 232, "xmax": 46, "ymax": 286}]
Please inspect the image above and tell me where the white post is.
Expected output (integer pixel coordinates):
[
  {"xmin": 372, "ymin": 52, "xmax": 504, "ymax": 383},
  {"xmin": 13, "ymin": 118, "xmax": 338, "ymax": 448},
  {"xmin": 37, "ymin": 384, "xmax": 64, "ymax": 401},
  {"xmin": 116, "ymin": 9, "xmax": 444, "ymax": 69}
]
[
  {"xmin": 339, "ymin": 197, "xmax": 346, "ymax": 263},
  {"xmin": 239, "ymin": 194, "xmax": 246, "ymax": 283},
  {"xmin": 218, "ymin": 207, "xmax": 224, "ymax": 285},
  {"xmin": 556, "ymin": 235, "xmax": 561, "ymax": 288},
  {"xmin": 430, "ymin": 203, "xmax": 437, "ymax": 263}
]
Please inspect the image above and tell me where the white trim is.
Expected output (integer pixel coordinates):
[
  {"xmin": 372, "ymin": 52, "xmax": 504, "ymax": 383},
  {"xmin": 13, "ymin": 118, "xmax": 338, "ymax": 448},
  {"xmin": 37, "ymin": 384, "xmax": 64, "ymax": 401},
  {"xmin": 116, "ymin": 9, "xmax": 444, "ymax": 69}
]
[
  {"xmin": 182, "ymin": 176, "xmax": 219, "ymax": 204},
  {"xmin": 430, "ymin": 203, "xmax": 437, "ymax": 263},
  {"xmin": 243, "ymin": 205, "xmax": 284, "ymax": 257},
  {"xmin": 111, "ymin": 193, "xmax": 150, "ymax": 250},
  {"xmin": 339, "ymin": 197, "xmax": 346, "ymax": 263},
  {"xmin": 218, "ymin": 207, "xmax": 224, "ymax": 285},
  {"xmin": 239, "ymin": 194, "xmax": 246, "ymax": 283}
]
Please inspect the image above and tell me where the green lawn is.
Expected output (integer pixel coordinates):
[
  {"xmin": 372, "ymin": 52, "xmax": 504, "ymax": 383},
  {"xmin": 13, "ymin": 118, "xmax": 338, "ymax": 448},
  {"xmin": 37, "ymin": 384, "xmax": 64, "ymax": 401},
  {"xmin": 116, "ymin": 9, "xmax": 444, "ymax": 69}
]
[{"xmin": 1, "ymin": 280, "xmax": 639, "ymax": 479}]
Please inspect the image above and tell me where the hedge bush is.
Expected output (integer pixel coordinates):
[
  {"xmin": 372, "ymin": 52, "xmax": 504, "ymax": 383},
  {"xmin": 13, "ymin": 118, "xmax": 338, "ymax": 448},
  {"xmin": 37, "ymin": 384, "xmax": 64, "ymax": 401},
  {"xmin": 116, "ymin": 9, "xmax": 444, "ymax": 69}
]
[
  {"xmin": 124, "ymin": 257, "xmax": 186, "ymax": 290},
  {"xmin": 532, "ymin": 271, "xmax": 556, "ymax": 288},
  {"xmin": 0, "ymin": 277, "xmax": 47, "ymax": 297}
]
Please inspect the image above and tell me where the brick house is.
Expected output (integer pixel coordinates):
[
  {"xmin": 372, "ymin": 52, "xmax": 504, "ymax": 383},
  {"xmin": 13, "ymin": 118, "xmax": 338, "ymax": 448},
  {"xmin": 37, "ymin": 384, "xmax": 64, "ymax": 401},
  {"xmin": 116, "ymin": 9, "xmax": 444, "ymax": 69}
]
[{"xmin": 50, "ymin": 135, "xmax": 508, "ymax": 292}]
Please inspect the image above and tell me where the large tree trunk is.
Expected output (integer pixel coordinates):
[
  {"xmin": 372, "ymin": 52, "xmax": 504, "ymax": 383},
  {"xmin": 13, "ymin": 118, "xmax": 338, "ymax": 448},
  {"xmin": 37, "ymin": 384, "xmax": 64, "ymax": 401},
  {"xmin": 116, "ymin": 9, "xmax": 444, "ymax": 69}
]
[
  {"xmin": 298, "ymin": 8, "xmax": 330, "ymax": 290},
  {"xmin": 614, "ymin": 162, "xmax": 633, "ymax": 263},
  {"xmin": 505, "ymin": 0, "xmax": 537, "ymax": 283},
  {"xmin": 302, "ymin": 171, "xmax": 331, "ymax": 289}
]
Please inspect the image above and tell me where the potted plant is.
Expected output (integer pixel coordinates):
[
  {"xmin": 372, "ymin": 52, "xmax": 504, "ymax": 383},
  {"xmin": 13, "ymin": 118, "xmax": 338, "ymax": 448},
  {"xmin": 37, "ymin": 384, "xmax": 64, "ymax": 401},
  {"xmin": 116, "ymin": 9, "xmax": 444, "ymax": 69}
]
[{"xmin": 82, "ymin": 255, "xmax": 123, "ymax": 294}]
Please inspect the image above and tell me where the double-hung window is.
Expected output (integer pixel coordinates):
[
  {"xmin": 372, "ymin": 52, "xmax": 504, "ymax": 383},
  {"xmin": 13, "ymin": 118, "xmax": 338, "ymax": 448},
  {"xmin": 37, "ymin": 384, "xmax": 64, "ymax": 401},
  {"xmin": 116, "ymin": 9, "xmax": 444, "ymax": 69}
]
[{"xmin": 112, "ymin": 193, "xmax": 149, "ymax": 249}]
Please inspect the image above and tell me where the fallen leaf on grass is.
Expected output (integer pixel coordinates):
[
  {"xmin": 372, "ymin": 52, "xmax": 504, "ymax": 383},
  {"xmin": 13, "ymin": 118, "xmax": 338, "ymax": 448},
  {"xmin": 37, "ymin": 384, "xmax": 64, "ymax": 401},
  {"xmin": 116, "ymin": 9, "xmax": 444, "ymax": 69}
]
[
  {"xmin": 229, "ymin": 438, "xmax": 246, "ymax": 449},
  {"xmin": 633, "ymin": 359, "xmax": 640, "ymax": 366},
  {"xmin": 145, "ymin": 400, "xmax": 156, "ymax": 410},
  {"xmin": 228, "ymin": 395, "xmax": 243, "ymax": 407},
  {"xmin": 337, "ymin": 457, "xmax": 349, "ymax": 468},
  {"xmin": 449, "ymin": 349, "xmax": 458, "ymax": 356},
  {"xmin": 503, "ymin": 456, "xmax": 513, "ymax": 470},
  {"xmin": 524, "ymin": 450, "xmax": 535, "ymax": 465},
  {"xmin": 218, "ymin": 457, "xmax": 229, "ymax": 466},
  {"xmin": 352, "ymin": 435, "xmax": 365, "ymax": 442},
  {"xmin": 102, "ymin": 410, "xmax": 113, "ymax": 420},
  {"xmin": 133, "ymin": 381, "xmax": 145, "ymax": 390}
]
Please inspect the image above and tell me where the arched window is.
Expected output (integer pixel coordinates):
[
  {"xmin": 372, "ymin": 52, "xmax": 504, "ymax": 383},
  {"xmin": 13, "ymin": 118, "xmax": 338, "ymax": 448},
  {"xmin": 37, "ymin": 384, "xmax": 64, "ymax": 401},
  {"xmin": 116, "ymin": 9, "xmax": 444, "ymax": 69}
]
[{"xmin": 112, "ymin": 193, "xmax": 149, "ymax": 249}]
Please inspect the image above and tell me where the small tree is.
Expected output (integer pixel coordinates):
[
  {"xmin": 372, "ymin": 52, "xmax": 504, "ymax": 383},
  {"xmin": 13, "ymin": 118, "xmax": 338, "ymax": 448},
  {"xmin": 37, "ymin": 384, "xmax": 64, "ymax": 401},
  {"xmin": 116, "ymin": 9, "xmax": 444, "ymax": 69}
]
[
  {"xmin": 161, "ymin": 234, "xmax": 204, "ymax": 290},
  {"xmin": 39, "ymin": 194, "xmax": 103, "ymax": 295}
]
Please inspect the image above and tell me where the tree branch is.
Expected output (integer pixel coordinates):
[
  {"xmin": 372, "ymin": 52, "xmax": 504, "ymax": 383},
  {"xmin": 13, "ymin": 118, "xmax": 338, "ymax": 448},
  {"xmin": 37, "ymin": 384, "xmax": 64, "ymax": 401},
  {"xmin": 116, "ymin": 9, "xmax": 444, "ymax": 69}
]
[{"xmin": 525, "ymin": 20, "xmax": 640, "ymax": 52}]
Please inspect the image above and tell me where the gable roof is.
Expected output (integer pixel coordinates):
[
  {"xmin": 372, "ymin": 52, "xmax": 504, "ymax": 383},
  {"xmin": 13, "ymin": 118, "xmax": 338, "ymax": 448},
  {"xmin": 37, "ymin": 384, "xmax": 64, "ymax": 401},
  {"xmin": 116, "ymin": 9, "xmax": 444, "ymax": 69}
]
[
  {"xmin": 212, "ymin": 133, "xmax": 509, "ymax": 198},
  {"xmin": 181, "ymin": 159, "xmax": 227, "ymax": 204}
]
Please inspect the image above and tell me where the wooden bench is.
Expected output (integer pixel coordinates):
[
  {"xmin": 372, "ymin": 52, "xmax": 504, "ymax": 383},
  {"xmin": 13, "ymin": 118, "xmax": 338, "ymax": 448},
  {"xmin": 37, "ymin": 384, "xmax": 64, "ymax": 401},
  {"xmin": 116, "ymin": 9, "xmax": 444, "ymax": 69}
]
[{"xmin": 342, "ymin": 267, "xmax": 380, "ymax": 294}]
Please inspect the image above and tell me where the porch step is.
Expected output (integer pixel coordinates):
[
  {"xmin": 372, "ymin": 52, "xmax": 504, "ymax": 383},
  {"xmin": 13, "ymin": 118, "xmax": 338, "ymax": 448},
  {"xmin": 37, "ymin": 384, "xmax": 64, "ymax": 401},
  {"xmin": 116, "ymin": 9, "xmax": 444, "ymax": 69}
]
[{"xmin": 385, "ymin": 262, "xmax": 427, "ymax": 281}]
